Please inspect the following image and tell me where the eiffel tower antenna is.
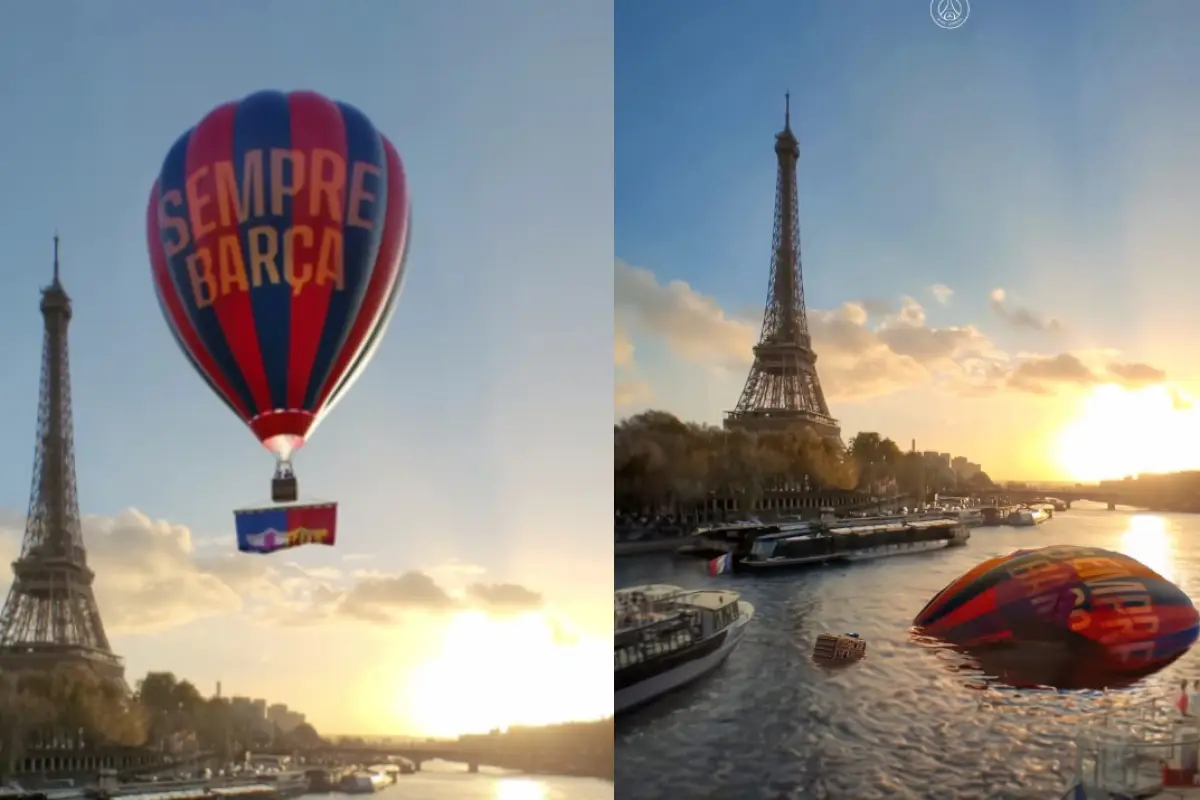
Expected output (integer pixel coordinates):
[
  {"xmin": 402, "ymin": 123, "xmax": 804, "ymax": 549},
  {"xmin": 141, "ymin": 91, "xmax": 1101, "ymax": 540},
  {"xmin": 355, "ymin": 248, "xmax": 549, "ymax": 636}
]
[
  {"xmin": 0, "ymin": 236, "xmax": 124, "ymax": 681},
  {"xmin": 724, "ymin": 96, "xmax": 840, "ymax": 438}
]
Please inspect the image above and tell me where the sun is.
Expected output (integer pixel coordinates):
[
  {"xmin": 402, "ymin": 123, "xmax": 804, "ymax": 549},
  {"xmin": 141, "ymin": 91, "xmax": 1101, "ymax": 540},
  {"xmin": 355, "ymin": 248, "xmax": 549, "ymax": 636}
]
[
  {"xmin": 1055, "ymin": 384, "xmax": 1200, "ymax": 482},
  {"xmin": 397, "ymin": 610, "xmax": 611, "ymax": 737}
]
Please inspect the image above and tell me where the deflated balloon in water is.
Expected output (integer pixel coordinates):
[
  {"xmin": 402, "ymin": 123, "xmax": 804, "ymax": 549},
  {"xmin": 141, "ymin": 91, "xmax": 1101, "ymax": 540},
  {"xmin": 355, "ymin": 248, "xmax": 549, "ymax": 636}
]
[{"xmin": 913, "ymin": 545, "xmax": 1200, "ymax": 686}]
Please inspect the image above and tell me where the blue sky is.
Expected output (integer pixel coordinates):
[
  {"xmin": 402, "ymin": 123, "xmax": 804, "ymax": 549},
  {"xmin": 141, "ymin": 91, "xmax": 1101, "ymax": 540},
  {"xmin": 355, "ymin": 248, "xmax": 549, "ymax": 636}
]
[
  {"xmin": 615, "ymin": 0, "xmax": 1200, "ymax": 481},
  {"xmin": 0, "ymin": 0, "xmax": 612, "ymax": 735}
]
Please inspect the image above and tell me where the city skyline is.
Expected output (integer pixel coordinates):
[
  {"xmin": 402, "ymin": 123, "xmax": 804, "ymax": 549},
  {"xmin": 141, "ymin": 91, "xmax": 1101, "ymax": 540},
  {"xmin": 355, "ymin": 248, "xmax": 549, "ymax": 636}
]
[
  {"xmin": 0, "ymin": 1, "xmax": 613, "ymax": 736},
  {"xmin": 615, "ymin": 0, "xmax": 1200, "ymax": 483}
]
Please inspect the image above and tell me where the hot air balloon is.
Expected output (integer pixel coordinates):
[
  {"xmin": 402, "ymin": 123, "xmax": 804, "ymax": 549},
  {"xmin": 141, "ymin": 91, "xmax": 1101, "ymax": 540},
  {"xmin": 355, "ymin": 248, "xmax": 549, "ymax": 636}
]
[
  {"xmin": 913, "ymin": 545, "xmax": 1199, "ymax": 689},
  {"xmin": 146, "ymin": 90, "xmax": 410, "ymax": 551}
]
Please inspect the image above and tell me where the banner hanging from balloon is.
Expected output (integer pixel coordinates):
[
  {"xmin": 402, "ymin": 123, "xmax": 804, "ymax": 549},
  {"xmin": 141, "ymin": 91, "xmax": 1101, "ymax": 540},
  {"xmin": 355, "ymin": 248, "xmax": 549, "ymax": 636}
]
[{"xmin": 235, "ymin": 502, "xmax": 338, "ymax": 554}]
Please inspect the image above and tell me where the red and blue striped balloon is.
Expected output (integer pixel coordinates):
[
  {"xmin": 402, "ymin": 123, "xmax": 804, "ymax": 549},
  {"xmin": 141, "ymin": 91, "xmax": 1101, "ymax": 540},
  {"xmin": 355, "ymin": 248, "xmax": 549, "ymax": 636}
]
[
  {"xmin": 147, "ymin": 90, "xmax": 410, "ymax": 461},
  {"xmin": 914, "ymin": 545, "xmax": 1199, "ymax": 683}
]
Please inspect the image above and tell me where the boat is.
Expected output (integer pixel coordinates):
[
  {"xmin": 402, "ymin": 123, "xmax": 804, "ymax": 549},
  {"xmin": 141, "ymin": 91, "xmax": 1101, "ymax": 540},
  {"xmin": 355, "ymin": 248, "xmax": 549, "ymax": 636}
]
[
  {"xmin": 366, "ymin": 765, "xmax": 401, "ymax": 784},
  {"xmin": 1064, "ymin": 693, "xmax": 1199, "ymax": 798},
  {"xmin": 614, "ymin": 584, "xmax": 754, "ymax": 714},
  {"xmin": 693, "ymin": 518, "xmax": 764, "ymax": 535},
  {"xmin": 303, "ymin": 769, "xmax": 338, "ymax": 792},
  {"xmin": 259, "ymin": 772, "xmax": 309, "ymax": 797},
  {"xmin": 1033, "ymin": 496, "xmax": 1069, "ymax": 512},
  {"xmin": 961, "ymin": 508, "xmax": 984, "ymax": 527},
  {"xmin": 1008, "ymin": 506, "xmax": 1051, "ymax": 526},
  {"xmin": 980, "ymin": 506, "xmax": 1013, "ymax": 525},
  {"xmin": 678, "ymin": 520, "xmax": 809, "ymax": 560},
  {"xmin": 738, "ymin": 516, "xmax": 969, "ymax": 572},
  {"xmin": 933, "ymin": 497, "xmax": 985, "ymax": 528},
  {"xmin": 337, "ymin": 772, "xmax": 390, "ymax": 794},
  {"xmin": 951, "ymin": 507, "xmax": 984, "ymax": 527}
]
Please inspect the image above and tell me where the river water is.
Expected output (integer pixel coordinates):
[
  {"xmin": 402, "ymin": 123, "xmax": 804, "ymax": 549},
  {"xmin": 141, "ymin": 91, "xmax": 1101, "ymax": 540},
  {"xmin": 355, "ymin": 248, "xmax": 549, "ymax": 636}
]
[
  {"xmin": 322, "ymin": 760, "xmax": 613, "ymax": 799},
  {"xmin": 614, "ymin": 504, "xmax": 1200, "ymax": 800}
]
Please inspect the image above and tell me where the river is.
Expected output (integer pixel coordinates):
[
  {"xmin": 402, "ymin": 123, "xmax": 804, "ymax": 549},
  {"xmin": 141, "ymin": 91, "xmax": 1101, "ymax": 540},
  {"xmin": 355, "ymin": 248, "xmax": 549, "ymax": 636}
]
[
  {"xmin": 614, "ymin": 504, "xmax": 1200, "ymax": 799},
  {"xmin": 320, "ymin": 760, "xmax": 613, "ymax": 799}
]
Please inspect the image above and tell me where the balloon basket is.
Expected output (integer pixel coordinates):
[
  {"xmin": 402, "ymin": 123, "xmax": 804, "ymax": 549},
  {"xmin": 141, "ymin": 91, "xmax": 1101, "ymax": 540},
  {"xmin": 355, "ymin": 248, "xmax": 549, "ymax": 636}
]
[{"xmin": 272, "ymin": 476, "xmax": 298, "ymax": 503}]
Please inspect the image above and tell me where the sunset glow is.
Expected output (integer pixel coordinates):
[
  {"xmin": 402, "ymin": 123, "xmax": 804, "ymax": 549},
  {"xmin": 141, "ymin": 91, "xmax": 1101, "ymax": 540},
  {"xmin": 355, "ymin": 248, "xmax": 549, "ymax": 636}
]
[
  {"xmin": 399, "ymin": 611, "xmax": 611, "ymax": 737},
  {"xmin": 1056, "ymin": 385, "xmax": 1200, "ymax": 482},
  {"xmin": 1119, "ymin": 514, "xmax": 1176, "ymax": 583}
]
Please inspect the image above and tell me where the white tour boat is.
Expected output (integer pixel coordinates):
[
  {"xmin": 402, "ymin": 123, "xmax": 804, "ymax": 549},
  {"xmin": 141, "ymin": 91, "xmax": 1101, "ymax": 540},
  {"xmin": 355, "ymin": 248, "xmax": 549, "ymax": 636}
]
[
  {"xmin": 1008, "ymin": 506, "xmax": 1051, "ymax": 527},
  {"xmin": 614, "ymin": 584, "xmax": 754, "ymax": 714}
]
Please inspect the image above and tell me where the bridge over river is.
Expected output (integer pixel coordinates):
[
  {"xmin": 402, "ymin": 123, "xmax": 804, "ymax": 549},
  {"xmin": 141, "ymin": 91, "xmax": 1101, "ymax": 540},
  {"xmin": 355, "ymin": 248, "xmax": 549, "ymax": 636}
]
[
  {"xmin": 260, "ymin": 740, "xmax": 606, "ymax": 777},
  {"xmin": 969, "ymin": 485, "xmax": 1194, "ymax": 512},
  {"xmin": 15, "ymin": 741, "xmax": 605, "ymax": 783}
]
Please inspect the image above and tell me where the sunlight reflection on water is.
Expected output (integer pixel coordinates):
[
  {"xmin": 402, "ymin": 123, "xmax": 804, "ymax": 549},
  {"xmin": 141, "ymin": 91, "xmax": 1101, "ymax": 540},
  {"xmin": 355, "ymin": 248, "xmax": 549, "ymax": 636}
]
[
  {"xmin": 1121, "ymin": 513, "xmax": 1175, "ymax": 583},
  {"xmin": 318, "ymin": 763, "xmax": 612, "ymax": 800},
  {"xmin": 615, "ymin": 506, "xmax": 1200, "ymax": 800}
]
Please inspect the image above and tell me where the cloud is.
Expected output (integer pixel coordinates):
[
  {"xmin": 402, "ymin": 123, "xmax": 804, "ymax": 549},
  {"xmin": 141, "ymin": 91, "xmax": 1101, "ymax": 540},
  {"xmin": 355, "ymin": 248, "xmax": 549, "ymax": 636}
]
[
  {"xmin": 465, "ymin": 583, "xmax": 544, "ymax": 614},
  {"xmin": 336, "ymin": 573, "xmax": 544, "ymax": 624},
  {"xmin": 614, "ymin": 259, "xmax": 1169, "ymax": 404},
  {"xmin": 339, "ymin": 572, "xmax": 459, "ymax": 623},
  {"xmin": 1005, "ymin": 353, "xmax": 1095, "ymax": 394},
  {"xmin": 929, "ymin": 283, "xmax": 954, "ymax": 305},
  {"xmin": 0, "ymin": 509, "xmax": 263, "ymax": 634},
  {"xmin": 615, "ymin": 261, "xmax": 756, "ymax": 370},
  {"xmin": 615, "ymin": 379, "xmax": 652, "ymax": 407},
  {"xmin": 0, "ymin": 509, "xmax": 550, "ymax": 635},
  {"xmin": 989, "ymin": 287, "xmax": 1063, "ymax": 333},
  {"xmin": 614, "ymin": 327, "xmax": 634, "ymax": 367},
  {"xmin": 1107, "ymin": 361, "xmax": 1167, "ymax": 388},
  {"xmin": 859, "ymin": 298, "xmax": 894, "ymax": 317},
  {"xmin": 615, "ymin": 260, "xmax": 991, "ymax": 401},
  {"xmin": 1002, "ymin": 355, "xmax": 1168, "ymax": 395}
]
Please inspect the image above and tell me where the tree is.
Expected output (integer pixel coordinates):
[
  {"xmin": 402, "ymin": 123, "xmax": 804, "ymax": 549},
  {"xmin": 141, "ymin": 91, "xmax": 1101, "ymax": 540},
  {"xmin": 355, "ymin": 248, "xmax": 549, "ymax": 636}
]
[
  {"xmin": 194, "ymin": 698, "xmax": 233, "ymax": 760},
  {"xmin": 849, "ymin": 432, "xmax": 902, "ymax": 494},
  {"xmin": 281, "ymin": 722, "xmax": 323, "ymax": 749},
  {"xmin": 135, "ymin": 672, "xmax": 179, "ymax": 713},
  {"xmin": 172, "ymin": 680, "xmax": 205, "ymax": 717},
  {"xmin": 47, "ymin": 666, "xmax": 146, "ymax": 747},
  {"xmin": 614, "ymin": 410, "xmax": 866, "ymax": 515},
  {"xmin": 136, "ymin": 671, "xmax": 182, "ymax": 747},
  {"xmin": 967, "ymin": 470, "xmax": 997, "ymax": 491},
  {"xmin": 0, "ymin": 666, "xmax": 320, "ymax": 771},
  {"xmin": 0, "ymin": 666, "xmax": 146, "ymax": 771},
  {"xmin": 614, "ymin": 411, "xmax": 990, "ymax": 515},
  {"xmin": 895, "ymin": 451, "xmax": 926, "ymax": 499},
  {"xmin": 0, "ymin": 673, "xmax": 54, "ymax": 779}
]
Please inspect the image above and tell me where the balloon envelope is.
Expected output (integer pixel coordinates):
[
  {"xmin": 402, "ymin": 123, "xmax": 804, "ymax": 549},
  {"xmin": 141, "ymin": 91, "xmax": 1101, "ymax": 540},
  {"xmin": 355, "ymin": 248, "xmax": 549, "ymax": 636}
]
[
  {"xmin": 913, "ymin": 545, "xmax": 1199, "ymax": 687},
  {"xmin": 147, "ymin": 90, "xmax": 410, "ymax": 460}
]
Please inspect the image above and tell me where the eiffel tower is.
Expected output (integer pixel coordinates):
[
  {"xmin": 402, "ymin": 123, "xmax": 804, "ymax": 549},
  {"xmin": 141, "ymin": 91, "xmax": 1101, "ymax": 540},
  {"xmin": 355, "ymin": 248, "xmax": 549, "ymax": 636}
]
[
  {"xmin": 725, "ymin": 95, "xmax": 840, "ymax": 439},
  {"xmin": 0, "ymin": 237, "xmax": 124, "ymax": 682}
]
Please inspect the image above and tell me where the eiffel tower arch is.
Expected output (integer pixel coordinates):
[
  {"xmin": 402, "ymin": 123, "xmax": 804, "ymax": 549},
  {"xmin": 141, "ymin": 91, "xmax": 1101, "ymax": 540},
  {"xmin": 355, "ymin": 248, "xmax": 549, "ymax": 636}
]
[
  {"xmin": 725, "ymin": 95, "xmax": 840, "ymax": 440},
  {"xmin": 0, "ymin": 237, "xmax": 124, "ymax": 683}
]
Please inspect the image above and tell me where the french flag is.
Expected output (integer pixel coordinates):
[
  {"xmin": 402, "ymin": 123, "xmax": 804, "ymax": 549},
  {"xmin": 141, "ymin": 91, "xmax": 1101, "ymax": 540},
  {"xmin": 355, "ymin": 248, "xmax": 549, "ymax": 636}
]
[{"xmin": 708, "ymin": 553, "xmax": 733, "ymax": 576}]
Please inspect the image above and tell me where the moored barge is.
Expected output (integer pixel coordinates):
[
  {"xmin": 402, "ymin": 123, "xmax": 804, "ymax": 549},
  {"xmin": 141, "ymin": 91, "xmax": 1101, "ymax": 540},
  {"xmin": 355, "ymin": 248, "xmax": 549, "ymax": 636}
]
[
  {"xmin": 679, "ymin": 519, "xmax": 821, "ymax": 561},
  {"xmin": 739, "ymin": 516, "xmax": 969, "ymax": 572}
]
